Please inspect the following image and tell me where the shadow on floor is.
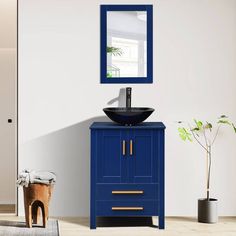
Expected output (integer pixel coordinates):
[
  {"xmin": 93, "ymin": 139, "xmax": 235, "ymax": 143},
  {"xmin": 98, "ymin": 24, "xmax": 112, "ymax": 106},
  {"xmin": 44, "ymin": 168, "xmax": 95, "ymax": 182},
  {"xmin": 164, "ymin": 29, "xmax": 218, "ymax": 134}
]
[
  {"xmin": 97, "ymin": 217, "xmax": 157, "ymax": 228},
  {"xmin": 59, "ymin": 217, "xmax": 158, "ymax": 228}
]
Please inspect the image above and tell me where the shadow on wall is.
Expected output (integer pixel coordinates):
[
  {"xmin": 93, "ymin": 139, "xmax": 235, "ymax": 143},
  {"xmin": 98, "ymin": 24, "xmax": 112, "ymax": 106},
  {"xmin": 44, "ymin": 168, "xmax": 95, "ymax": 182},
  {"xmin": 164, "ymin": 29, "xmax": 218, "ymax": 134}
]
[
  {"xmin": 20, "ymin": 116, "xmax": 109, "ymax": 216},
  {"xmin": 107, "ymin": 88, "xmax": 126, "ymax": 107}
]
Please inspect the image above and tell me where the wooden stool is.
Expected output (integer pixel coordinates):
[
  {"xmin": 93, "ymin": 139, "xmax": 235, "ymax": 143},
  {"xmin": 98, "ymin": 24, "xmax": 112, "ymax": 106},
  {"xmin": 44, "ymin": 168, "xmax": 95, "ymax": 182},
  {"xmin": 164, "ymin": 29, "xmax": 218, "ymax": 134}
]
[{"xmin": 23, "ymin": 183, "xmax": 53, "ymax": 228}]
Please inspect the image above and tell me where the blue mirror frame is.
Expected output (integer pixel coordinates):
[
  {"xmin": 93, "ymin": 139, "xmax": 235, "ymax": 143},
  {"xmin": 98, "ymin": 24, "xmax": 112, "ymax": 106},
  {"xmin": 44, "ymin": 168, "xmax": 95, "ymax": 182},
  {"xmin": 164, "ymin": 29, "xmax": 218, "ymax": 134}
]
[{"xmin": 100, "ymin": 5, "xmax": 153, "ymax": 84}]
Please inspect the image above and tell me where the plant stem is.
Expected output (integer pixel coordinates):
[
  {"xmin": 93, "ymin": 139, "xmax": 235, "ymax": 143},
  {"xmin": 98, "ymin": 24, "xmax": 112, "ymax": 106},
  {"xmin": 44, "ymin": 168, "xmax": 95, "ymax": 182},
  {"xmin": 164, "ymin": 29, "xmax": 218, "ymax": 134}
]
[
  {"xmin": 211, "ymin": 125, "xmax": 221, "ymax": 146},
  {"xmin": 189, "ymin": 126, "xmax": 208, "ymax": 153},
  {"xmin": 203, "ymin": 126, "xmax": 208, "ymax": 147},
  {"xmin": 206, "ymin": 146, "xmax": 208, "ymax": 199},
  {"xmin": 207, "ymin": 145, "xmax": 211, "ymax": 200},
  {"xmin": 187, "ymin": 124, "xmax": 212, "ymax": 199}
]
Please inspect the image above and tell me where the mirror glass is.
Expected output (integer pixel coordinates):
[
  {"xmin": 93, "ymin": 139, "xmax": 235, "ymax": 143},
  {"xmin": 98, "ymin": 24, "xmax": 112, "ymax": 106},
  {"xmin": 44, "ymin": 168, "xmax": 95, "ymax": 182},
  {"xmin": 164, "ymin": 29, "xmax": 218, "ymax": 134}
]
[
  {"xmin": 107, "ymin": 11, "xmax": 147, "ymax": 78},
  {"xmin": 100, "ymin": 5, "xmax": 153, "ymax": 84}
]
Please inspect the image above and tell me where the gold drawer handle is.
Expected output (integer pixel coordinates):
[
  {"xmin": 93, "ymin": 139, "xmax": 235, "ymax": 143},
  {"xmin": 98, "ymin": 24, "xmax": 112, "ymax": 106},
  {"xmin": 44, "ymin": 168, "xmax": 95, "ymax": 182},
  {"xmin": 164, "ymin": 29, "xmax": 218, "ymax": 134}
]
[
  {"xmin": 112, "ymin": 207, "xmax": 143, "ymax": 211},
  {"xmin": 112, "ymin": 190, "xmax": 144, "ymax": 194},
  {"xmin": 130, "ymin": 140, "xmax": 133, "ymax": 155},
  {"xmin": 122, "ymin": 140, "xmax": 126, "ymax": 156}
]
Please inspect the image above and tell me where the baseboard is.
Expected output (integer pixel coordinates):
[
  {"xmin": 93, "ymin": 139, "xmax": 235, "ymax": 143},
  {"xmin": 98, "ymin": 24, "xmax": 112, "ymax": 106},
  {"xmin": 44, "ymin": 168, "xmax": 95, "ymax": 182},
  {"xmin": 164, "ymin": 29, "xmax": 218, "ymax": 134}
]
[{"xmin": 0, "ymin": 201, "xmax": 15, "ymax": 205}]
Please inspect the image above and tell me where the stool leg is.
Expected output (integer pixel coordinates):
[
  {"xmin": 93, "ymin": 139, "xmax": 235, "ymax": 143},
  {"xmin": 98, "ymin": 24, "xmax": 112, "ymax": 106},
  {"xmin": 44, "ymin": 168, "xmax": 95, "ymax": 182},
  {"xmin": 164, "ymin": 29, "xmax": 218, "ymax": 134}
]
[
  {"xmin": 25, "ymin": 205, "xmax": 32, "ymax": 228},
  {"xmin": 41, "ymin": 204, "xmax": 47, "ymax": 228},
  {"xmin": 32, "ymin": 203, "xmax": 40, "ymax": 224},
  {"xmin": 45, "ymin": 205, "xmax": 49, "ymax": 221}
]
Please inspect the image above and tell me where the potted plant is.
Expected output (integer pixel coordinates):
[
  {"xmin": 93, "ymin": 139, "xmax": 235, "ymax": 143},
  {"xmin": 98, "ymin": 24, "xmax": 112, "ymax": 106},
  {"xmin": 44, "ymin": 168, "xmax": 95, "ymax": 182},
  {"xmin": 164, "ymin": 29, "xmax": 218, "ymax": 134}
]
[{"xmin": 177, "ymin": 115, "xmax": 236, "ymax": 223}]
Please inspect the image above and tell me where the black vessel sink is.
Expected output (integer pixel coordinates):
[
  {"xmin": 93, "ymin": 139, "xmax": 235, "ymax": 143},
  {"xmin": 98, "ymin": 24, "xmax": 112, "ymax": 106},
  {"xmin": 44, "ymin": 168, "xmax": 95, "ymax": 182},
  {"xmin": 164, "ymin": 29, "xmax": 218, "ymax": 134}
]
[{"xmin": 103, "ymin": 107, "xmax": 155, "ymax": 125}]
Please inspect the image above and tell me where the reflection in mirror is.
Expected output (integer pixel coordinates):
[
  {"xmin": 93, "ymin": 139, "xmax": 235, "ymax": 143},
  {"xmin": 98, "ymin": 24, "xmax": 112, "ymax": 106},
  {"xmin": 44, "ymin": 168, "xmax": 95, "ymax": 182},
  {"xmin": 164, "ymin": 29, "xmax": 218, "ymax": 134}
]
[
  {"xmin": 100, "ymin": 5, "xmax": 153, "ymax": 84},
  {"xmin": 107, "ymin": 11, "xmax": 147, "ymax": 78}
]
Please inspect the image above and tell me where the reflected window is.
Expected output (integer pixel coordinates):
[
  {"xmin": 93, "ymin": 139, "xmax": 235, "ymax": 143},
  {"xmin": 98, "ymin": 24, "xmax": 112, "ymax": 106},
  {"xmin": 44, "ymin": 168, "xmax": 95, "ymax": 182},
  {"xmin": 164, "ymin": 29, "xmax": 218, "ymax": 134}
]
[{"xmin": 107, "ymin": 11, "xmax": 147, "ymax": 78}]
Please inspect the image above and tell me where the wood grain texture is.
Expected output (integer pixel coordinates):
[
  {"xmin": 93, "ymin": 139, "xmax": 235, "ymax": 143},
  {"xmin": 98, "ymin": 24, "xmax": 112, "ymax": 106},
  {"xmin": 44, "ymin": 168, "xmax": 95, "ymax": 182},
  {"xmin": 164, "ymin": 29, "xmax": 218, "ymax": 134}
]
[{"xmin": 23, "ymin": 184, "xmax": 53, "ymax": 228}]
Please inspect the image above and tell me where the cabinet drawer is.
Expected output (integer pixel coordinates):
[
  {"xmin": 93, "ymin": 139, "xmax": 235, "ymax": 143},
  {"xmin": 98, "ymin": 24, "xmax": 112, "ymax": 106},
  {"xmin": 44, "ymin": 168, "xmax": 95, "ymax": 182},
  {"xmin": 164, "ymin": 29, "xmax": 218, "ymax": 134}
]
[
  {"xmin": 96, "ymin": 200, "xmax": 158, "ymax": 216},
  {"xmin": 96, "ymin": 184, "xmax": 158, "ymax": 201}
]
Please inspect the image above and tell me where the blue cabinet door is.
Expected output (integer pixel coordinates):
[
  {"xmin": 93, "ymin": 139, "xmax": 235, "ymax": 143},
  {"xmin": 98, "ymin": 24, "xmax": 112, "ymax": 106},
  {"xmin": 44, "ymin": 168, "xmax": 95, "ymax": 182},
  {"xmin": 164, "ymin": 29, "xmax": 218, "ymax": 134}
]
[
  {"xmin": 96, "ymin": 129, "xmax": 128, "ymax": 183},
  {"xmin": 128, "ymin": 129, "xmax": 158, "ymax": 183}
]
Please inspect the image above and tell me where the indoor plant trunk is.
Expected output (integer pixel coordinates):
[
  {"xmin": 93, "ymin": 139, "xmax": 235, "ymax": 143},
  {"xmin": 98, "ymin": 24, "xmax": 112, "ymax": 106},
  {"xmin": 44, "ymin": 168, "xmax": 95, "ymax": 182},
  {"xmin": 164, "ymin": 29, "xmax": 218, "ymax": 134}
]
[{"xmin": 198, "ymin": 146, "xmax": 218, "ymax": 223}]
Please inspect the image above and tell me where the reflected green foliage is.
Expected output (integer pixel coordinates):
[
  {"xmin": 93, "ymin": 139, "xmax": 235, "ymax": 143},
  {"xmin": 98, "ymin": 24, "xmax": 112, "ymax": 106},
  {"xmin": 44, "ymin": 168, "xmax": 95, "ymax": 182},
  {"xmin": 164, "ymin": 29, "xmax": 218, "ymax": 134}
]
[
  {"xmin": 107, "ymin": 72, "xmax": 112, "ymax": 78},
  {"xmin": 107, "ymin": 46, "xmax": 123, "ymax": 56}
]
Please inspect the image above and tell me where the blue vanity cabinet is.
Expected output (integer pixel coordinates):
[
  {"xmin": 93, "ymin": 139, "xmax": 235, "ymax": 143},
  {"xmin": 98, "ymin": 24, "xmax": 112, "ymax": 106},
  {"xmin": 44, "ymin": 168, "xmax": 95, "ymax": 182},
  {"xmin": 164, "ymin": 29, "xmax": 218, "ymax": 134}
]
[{"xmin": 90, "ymin": 122, "xmax": 165, "ymax": 230}]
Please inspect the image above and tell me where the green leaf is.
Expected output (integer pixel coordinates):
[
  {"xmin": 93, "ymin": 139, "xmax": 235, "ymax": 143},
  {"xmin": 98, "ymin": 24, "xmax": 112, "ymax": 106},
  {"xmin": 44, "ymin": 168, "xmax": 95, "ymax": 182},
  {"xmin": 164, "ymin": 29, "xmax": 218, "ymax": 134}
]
[
  {"xmin": 217, "ymin": 119, "xmax": 231, "ymax": 125},
  {"xmin": 178, "ymin": 127, "xmax": 184, "ymax": 135},
  {"xmin": 187, "ymin": 136, "xmax": 192, "ymax": 141},
  {"xmin": 178, "ymin": 127, "xmax": 192, "ymax": 142},
  {"xmin": 218, "ymin": 115, "xmax": 228, "ymax": 119},
  {"xmin": 178, "ymin": 128, "xmax": 186, "ymax": 141},
  {"xmin": 191, "ymin": 127, "xmax": 200, "ymax": 131},
  {"xmin": 194, "ymin": 119, "xmax": 203, "ymax": 130},
  {"xmin": 183, "ymin": 127, "xmax": 190, "ymax": 134},
  {"xmin": 205, "ymin": 122, "xmax": 213, "ymax": 131},
  {"xmin": 179, "ymin": 133, "xmax": 186, "ymax": 140},
  {"xmin": 190, "ymin": 127, "xmax": 200, "ymax": 136},
  {"xmin": 232, "ymin": 123, "xmax": 236, "ymax": 133}
]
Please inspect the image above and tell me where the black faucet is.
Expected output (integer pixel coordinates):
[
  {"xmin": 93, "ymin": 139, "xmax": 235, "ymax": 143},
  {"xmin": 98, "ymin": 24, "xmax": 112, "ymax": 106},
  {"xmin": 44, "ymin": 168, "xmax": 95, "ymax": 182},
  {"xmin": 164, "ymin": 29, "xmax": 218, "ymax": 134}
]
[{"xmin": 126, "ymin": 87, "xmax": 132, "ymax": 108}]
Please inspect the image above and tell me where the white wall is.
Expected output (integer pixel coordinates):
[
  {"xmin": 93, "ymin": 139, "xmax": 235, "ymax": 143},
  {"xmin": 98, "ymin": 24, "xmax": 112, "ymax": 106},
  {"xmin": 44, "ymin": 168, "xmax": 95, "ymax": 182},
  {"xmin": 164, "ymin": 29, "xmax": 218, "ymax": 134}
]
[{"xmin": 19, "ymin": 0, "xmax": 236, "ymax": 216}]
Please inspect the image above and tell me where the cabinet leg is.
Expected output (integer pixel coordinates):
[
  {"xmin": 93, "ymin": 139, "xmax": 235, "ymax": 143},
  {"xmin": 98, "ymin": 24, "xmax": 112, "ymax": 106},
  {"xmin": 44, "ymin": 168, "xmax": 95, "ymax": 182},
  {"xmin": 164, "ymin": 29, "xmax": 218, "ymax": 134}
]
[
  {"xmin": 90, "ymin": 215, "xmax": 96, "ymax": 229},
  {"xmin": 159, "ymin": 216, "xmax": 165, "ymax": 229}
]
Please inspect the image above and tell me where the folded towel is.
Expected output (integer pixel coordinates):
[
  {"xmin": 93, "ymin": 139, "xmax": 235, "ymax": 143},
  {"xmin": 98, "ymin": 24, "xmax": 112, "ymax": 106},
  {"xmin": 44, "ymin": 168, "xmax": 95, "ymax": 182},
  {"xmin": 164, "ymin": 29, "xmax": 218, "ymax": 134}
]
[{"xmin": 17, "ymin": 170, "xmax": 56, "ymax": 187}]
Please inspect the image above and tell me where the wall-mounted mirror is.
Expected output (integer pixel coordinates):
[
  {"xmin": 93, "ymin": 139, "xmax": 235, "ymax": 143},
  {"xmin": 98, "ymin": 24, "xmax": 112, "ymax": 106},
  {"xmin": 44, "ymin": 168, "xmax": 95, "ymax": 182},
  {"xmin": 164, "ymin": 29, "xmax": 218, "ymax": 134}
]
[{"xmin": 100, "ymin": 5, "xmax": 153, "ymax": 84}]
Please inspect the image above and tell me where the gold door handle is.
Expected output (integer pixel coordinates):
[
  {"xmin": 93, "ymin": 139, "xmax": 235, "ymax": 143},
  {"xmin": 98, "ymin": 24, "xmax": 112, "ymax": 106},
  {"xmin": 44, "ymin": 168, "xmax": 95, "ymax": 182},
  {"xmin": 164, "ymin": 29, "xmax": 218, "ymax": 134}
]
[
  {"xmin": 122, "ymin": 140, "xmax": 126, "ymax": 156},
  {"xmin": 112, "ymin": 207, "xmax": 143, "ymax": 211},
  {"xmin": 112, "ymin": 190, "xmax": 144, "ymax": 194},
  {"xmin": 130, "ymin": 140, "xmax": 133, "ymax": 155}
]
